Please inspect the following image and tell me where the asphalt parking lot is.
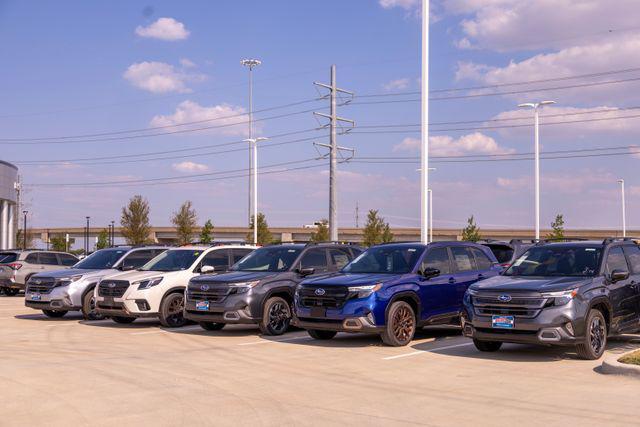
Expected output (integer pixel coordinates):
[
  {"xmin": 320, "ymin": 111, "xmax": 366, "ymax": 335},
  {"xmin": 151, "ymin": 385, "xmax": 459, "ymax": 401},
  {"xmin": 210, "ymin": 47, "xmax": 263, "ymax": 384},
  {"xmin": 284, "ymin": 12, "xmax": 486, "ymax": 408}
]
[{"xmin": 1, "ymin": 295, "xmax": 639, "ymax": 427}]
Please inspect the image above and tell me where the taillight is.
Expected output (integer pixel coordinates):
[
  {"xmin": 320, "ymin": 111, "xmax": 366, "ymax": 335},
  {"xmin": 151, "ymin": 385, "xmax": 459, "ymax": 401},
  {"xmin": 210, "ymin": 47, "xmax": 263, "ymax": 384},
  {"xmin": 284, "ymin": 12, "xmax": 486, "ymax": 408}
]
[{"xmin": 7, "ymin": 263, "xmax": 22, "ymax": 270}]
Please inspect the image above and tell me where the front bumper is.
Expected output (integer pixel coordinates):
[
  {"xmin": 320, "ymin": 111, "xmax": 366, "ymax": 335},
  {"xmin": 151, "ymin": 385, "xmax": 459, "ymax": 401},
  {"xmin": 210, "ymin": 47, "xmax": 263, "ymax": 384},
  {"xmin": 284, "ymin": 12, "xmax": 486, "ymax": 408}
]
[
  {"xmin": 292, "ymin": 314, "xmax": 382, "ymax": 333},
  {"xmin": 183, "ymin": 292, "xmax": 260, "ymax": 324},
  {"xmin": 24, "ymin": 288, "xmax": 81, "ymax": 312}
]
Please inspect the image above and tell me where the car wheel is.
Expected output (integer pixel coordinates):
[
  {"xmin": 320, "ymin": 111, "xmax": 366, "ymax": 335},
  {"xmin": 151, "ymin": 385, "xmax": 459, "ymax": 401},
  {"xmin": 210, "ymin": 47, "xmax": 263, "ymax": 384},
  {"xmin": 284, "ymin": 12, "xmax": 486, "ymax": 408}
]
[
  {"xmin": 111, "ymin": 316, "xmax": 135, "ymax": 324},
  {"xmin": 258, "ymin": 296, "xmax": 292, "ymax": 336},
  {"xmin": 4, "ymin": 288, "xmax": 19, "ymax": 297},
  {"xmin": 42, "ymin": 309, "xmax": 67, "ymax": 318},
  {"xmin": 576, "ymin": 309, "xmax": 607, "ymax": 360},
  {"xmin": 81, "ymin": 290, "xmax": 104, "ymax": 321},
  {"xmin": 381, "ymin": 300, "xmax": 416, "ymax": 347},
  {"xmin": 199, "ymin": 322, "xmax": 226, "ymax": 331},
  {"xmin": 473, "ymin": 339, "xmax": 503, "ymax": 352},
  {"xmin": 159, "ymin": 293, "xmax": 187, "ymax": 328},
  {"xmin": 307, "ymin": 329, "xmax": 337, "ymax": 340}
]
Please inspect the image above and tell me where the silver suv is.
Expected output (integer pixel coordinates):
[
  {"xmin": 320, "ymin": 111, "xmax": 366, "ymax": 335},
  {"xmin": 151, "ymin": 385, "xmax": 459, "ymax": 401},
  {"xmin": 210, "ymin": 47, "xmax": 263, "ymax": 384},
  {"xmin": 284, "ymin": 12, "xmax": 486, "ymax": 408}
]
[
  {"xmin": 24, "ymin": 246, "xmax": 167, "ymax": 319},
  {"xmin": 0, "ymin": 250, "xmax": 79, "ymax": 296}
]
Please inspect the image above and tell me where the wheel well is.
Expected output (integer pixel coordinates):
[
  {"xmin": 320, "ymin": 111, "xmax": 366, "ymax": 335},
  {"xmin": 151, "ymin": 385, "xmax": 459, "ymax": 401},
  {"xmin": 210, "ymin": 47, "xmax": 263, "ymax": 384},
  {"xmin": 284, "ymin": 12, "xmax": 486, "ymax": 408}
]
[
  {"xmin": 267, "ymin": 290, "xmax": 292, "ymax": 305},
  {"xmin": 389, "ymin": 292, "xmax": 420, "ymax": 317},
  {"xmin": 82, "ymin": 283, "xmax": 97, "ymax": 299},
  {"xmin": 163, "ymin": 287, "xmax": 185, "ymax": 300},
  {"xmin": 591, "ymin": 302, "xmax": 611, "ymax": 330}
]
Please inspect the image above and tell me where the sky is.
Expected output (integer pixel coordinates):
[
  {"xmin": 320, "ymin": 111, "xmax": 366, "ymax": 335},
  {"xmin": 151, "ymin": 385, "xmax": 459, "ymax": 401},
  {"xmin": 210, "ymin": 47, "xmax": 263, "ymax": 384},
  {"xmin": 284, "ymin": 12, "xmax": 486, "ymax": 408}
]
[{"xmin": 3, "ymin": 0, "xmax": 640, "ymax": 232}]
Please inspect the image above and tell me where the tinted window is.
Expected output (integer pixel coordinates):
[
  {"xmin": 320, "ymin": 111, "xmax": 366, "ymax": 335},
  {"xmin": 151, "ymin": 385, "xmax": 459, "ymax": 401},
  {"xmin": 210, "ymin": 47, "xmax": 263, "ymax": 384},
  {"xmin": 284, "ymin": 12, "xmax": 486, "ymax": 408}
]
[
  {"xmin": 233, "ymin": 246, "xmax": 302, "ymax": 272},
  {"xmin": 471, "ymin": 248, "xmax": 493, "ymax": 270},
  {"xmin": 0, "ymin": 252, "xmax": 18, "ymax": 263},
  {"xmin": 75, "ymin": 248, "xmax": 127, "ymax": 269},
  {"xmin": 623, "ymin": 245, "xmax": 640, "ymax": 274},
  {"xmin": 421, "ymin": 247, "xmax": 451, "ymax": 275},
  {"xmin": 232, "ymin": 249, "xmax": 252, "ymax": 263},
  {"xmin": 450, "ymin": 247, "xmax": 477, "ymax": 272},
  {"xmin": 343, "ymin": 245, "xmax": 425, "ymax": 274},
  {"xmin": 329, "ymin": 249, "xmax": 351, "ymax": 270},
  {"xmin": 504, "ymin": 246, "xmax": 602, "ymax": 277},
  {"xmin": 485, "ymin": 244, "xmax": 514, "ymax": 264},
  {"xmin": 606, "ymin": 247, "xmax": 629, "ymax": 275},
  {"xmin": 25, "ymin": 253, "xmax": 38, "ymax": 263},
  {"xmin": 201, "ymin": 250, "xmax": 230, "ymax": 272},
  {"xmin": 122, "ymin": 250, "xmax": 159, "ymax": 269},
  {"xmin": 141, "ymin": 250, "xmax": 202, "ymax": 272},
  {"xmin": 300, "ymin": 249, "xmax": 329, "ymax": 273},
  {"xmin": 38, "ymin": 252, "xmax": 59, "ymax": 265},
  {"xmin": 58, "ymin": 254, "xmax": 78, "ymax": 266}
]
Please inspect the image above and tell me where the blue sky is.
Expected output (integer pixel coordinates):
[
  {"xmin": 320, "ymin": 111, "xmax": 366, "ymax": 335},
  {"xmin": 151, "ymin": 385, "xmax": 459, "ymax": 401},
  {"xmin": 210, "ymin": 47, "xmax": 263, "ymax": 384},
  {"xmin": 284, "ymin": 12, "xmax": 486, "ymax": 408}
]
[{"xmin": 3, "ymin": 0, "xmax": 640, "ymax": 232}]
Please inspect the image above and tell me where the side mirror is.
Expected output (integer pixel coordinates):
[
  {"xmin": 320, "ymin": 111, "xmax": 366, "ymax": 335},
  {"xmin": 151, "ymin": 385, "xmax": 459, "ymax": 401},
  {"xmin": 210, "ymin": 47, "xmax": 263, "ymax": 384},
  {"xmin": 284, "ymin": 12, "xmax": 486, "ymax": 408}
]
[
  {"xmin": 119, "ymin": 265, "xmax": 135, "ymax": 271},
  {"xmin": 420, "ymin": 268, "xmax": 440, "ymax": 279},
  {"xmin": 200, "ymin": 265, "xmax": 215, "ymax": 274},
  {"xmin": 609, "ymin": 269, "xmax": 629, "ymax": 283},
  {"xmin": 297, "ymin": 267, "xmax": 315, "ymax": 277}
]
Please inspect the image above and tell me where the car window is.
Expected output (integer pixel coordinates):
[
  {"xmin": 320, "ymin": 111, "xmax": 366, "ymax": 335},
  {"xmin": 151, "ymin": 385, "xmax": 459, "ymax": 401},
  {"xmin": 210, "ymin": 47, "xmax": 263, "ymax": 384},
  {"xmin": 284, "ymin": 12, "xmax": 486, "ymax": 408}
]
[
  {"xmin": 623, "ymin": 246, "xmax": 640, "ymax": 274},
  {"xmin": 421, "ymin": 247, "xmax": 451, "ymax": 275},
  {"xmin": 300, "ymin": 249, "xmax": 329, "ymax": 273},
  {"xmin": 122, "ymin": 250, "xmax": 158, "ymax": 269},
  {"xmin": 329, "ymin": 249, "xmax": 351, "ymax": 270},
  {"xmin": 24, "ymin": 253, "xmax": 38, "ymax": 263},
  {"xmin": 471, "ymin": 248, "xmax": 493, "ymax": 270},
  {"xmin": 450, "ymin": 247, "xmax": 477, "ymax": 272},
  {"xmin": 606, "ymin": 247, "xmax": 629, "ymax": 275},
  {"xmin": 232, "ymin": 249, "xmax": 252, "ymax": 264},
  {"xmin": 58, "ymin": 254, "xmax": 78, "ymax": 266},
  {"xmin": 232, "ymin": 246, "xmax": 302, "ymax": 272},
  {"xmin": 38, "ymin": 252, "xmax": 59, "ymax": 265},
  {"xmin": 0, "ymin": 252, "xmax": 18, "ymax": 263},
  {"xmin": 201, "ymin": 250, "xmax": 230, "ymax": 272},
  {"xmin": 484, "ymin": 244, "xmax": 513, "ymax": 264}
]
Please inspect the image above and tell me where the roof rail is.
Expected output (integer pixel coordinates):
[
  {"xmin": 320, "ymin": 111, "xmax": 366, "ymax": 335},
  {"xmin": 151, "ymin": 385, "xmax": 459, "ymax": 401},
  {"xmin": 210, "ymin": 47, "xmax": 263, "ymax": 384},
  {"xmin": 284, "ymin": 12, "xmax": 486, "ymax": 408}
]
[
  {"xmin": 509, "ymin": 239, "xmax": 541, "ymax": 245},
  {"xmin": 602, "ymin": 237, "xmax": 640, "ymax": 245},
  {"xmin": 534, "ymin": 238, "xmax": 589, "ymax": 245},
  {"xmin": 304, "ymin": 241, "xmax": 361, "ymax": 247}
]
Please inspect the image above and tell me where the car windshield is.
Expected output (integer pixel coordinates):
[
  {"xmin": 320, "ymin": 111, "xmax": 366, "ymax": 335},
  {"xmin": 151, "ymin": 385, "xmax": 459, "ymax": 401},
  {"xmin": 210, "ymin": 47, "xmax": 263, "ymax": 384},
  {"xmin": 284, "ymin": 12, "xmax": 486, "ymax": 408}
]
[
  {"xmin": 74, "ymin": 249, "xmax": 127, "ymax": 269},
  {"xmin": 503, "ymin": 245, "xmax": 602, "ymax": 277},
  {"xmin": 232, "ymin": 246, "xmax": 301, "ymax": 272},
  {"xmin": 139, "ymin": 250, "xmax": 202, "ymax": 272},
  {"xmin": 0, "ymin": 252, "xmax": 18, "ymax": 264},
  {"xmin": 342, "ymin": 245, "xmax": 425, "ymax": 274}
]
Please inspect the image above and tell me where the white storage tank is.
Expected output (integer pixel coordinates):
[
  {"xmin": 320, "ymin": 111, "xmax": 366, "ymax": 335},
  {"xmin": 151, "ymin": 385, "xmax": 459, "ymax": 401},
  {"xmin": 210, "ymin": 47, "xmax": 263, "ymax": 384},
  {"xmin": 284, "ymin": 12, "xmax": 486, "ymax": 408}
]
[{"xmin": 0, "ymin": 161, "xmax": 18, "ymax": 249}]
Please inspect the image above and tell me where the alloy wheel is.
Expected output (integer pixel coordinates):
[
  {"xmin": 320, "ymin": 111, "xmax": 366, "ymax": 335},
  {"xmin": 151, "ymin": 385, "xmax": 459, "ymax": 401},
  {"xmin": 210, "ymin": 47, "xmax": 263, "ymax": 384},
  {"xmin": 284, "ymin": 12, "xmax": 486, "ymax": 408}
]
[
  {"xmin": 589, "ymin": 317, "xmax": 605, "ymax": 355},
  {"xmin": 392, "ymin": 306, "xmax": 415, "ymax": 342},
  {"xmin": 166, "ymin": 295, "xmax": 185, "ymax": 327},
  {"xmin": 268, "ymin": 302, "xmax": 290, "ymax": 333}
]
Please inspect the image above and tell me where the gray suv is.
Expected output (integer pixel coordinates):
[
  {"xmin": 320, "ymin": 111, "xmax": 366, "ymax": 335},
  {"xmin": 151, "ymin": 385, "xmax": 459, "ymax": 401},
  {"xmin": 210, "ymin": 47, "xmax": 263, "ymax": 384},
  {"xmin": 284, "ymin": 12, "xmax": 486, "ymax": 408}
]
[{"xmin": 0, "ymin": 250, "xmax": 79, "ymax": 296}]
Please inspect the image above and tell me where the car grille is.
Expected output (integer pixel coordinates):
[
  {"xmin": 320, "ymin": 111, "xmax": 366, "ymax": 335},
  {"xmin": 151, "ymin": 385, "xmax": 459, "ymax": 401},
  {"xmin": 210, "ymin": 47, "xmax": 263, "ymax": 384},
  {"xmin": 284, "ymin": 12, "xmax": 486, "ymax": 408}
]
[
  {"xmin": 26, "ymin": 277, "xmax": 56, "ymax": 294},
  {"xmin": 98, "ymin": 280, "xmax": 130, "ymax": 297},
  {"xmin": 187, "ymin": 283, "xmax": 233, "ymax": 303},
  {"xmin": 298, "ymin": 285, "xmax": 352, "ymax": 309},
  {"xmin": 472, "ymin": 293, "xmax": 548, "ymax": 318}
]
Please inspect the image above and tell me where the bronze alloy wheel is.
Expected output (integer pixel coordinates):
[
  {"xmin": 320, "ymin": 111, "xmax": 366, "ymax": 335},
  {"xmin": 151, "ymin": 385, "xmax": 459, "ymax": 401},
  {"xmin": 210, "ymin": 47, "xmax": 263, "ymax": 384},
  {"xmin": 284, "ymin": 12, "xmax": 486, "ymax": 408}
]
[{"xmin": 392, "ymin": 305, "xmax": 415, "ymax": 343}]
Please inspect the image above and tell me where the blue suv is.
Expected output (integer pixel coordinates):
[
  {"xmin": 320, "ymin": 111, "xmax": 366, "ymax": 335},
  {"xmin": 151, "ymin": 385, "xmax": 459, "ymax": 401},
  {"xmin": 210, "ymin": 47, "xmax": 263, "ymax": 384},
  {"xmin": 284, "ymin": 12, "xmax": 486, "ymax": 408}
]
[{"xmin": 293, "ymin": 242, "xmax": 502, "ymax": 346}]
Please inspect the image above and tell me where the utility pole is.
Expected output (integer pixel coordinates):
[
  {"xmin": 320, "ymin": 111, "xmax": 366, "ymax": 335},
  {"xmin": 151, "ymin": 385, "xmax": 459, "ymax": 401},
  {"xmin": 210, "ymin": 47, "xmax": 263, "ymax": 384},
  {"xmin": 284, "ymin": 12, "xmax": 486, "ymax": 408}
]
[
  {"xmin": 22, "ymin": 210, "xmax": 27, "ymax": 250},
  {"xmin": 618, "ymin": 179, "xmax": 626, "ymax": 237},
  {"xmin": 314, "ymin": 65, "xmax": 355, "ymax": 241},
  {"xmin": 85, "ymin": 216, "xmax": 90, "ymax": 254},
  {"xmin": 355, "ymin": 202, "xmax": 359, "ymax": 228},
  {"xmin": 420, "ymin": 0, "xmax": 430, "ymax": 245},
  {"xmin": 241, "ymin": 58, "xmax": 261, "ymax": 227},
  {"xmin": 111, "ymin": 220, "xmax": 115, "ymax": 247}
]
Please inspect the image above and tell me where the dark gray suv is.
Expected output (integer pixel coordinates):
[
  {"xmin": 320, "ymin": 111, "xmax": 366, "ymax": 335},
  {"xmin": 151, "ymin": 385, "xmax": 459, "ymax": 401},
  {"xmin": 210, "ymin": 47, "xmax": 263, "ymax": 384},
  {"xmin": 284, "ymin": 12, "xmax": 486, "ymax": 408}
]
[
  {"xmin": 184, "ymin": 243, "xmax": 362, "ymax": 335},
  {"xmin": 462, "ymin": 238, "xmax": 640, "ymax": 359}
]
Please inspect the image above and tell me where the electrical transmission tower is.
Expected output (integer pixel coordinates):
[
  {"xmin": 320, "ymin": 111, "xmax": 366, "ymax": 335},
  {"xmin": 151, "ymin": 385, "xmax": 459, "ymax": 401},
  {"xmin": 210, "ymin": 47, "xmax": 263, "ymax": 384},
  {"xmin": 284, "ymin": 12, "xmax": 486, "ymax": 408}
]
[{"xmin": 313, "ymin": 65, "xmax": 355, "ymax": 242}]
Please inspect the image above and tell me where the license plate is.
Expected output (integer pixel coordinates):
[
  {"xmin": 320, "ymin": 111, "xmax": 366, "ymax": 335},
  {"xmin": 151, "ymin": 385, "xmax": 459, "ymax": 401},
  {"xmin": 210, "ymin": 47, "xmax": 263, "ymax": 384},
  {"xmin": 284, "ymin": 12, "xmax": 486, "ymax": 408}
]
[
  {"xmin": 196, "ymin": 300, "xmax": 209, "ymax": 311},
  {"xmin": 31, "ymin": 293, "xmax": 41, "ymax": 301},
  {"xmin": 310, "ymin": 307, "xmax": 326, "ymax": 318},
  {"xmin": 492, "ymin": 315, "xmax": 514, "ymax": 329}
]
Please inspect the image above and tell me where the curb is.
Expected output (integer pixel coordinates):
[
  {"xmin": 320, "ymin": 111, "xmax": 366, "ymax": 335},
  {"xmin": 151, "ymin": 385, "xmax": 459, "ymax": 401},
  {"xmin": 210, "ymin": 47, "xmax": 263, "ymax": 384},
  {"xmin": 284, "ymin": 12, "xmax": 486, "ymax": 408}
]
[{"xmin": 601, "ymin": 349, "xmax": 640, "ymax": 377}]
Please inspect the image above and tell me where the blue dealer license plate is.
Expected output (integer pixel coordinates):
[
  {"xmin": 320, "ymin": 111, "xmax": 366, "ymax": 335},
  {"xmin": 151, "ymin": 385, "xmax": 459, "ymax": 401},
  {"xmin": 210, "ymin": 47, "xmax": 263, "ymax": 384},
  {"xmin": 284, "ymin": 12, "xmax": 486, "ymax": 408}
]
[
  {"xmin": 31, "ymin": 294, "xmax": 41, "ymax": 301},
  {"xmin": 196, "ymin": 300, "xmax": 209, "ymax": 311},
  {"xmin": 492, "ymin": 315, "xmax": 514, "ymax": 329}
]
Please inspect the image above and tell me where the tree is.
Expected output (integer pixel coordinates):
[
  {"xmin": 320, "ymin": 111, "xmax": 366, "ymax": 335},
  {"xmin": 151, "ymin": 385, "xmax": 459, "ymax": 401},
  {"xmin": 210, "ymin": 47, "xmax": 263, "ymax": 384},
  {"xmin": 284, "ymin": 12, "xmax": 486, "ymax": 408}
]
[
  {"xmin": 310, "ymin": 219, "xmax": 329, "ymax": 242},
  {"xmin": 15, "ymin": 229, "xmax": 34, "ymax": 249},
  {"xmin": 247, "ymin": 213, "xmax": 272, "ymax": 245},
  {"xmin": 96, "ymin": 229, "xmax": 110, "ymax": 250},
  {"xmin": 461, "ymin": 216, "xmax": 481, "ymax": 242},
  {"xmin": 362, "ymin": 210, "xmax": 394, "ymax": 246},
  {"xmin": 171, "ymin": 201, "xmax": 198, "ymax": 245},
  {"xmin": 547, "ymin": 214, "xmax": 565, "ymax": 240},
  {"xmin": 200, "ymin": 219, "xmax": 214, "ymax": 244},
  {"xmin": 121, "ymin": 195, "xmax": 152, "ymax": 245},
  {"xmin": 49, "ymin": 235, "xmax": 68, "ymax": 252}
]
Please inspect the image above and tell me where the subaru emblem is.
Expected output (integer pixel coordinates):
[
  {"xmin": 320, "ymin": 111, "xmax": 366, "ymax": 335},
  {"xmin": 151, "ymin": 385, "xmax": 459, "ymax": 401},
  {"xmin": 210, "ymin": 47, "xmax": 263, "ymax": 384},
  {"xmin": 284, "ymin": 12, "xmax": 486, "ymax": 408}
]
[
  {"xmin": 200, "ymin": 284, "xmax": 210, "ymax": 291},
  {"xmin": 108, "ymin": 282, "xmax": 116, "ymax": 288},
  {"xmin": 34, "ymin": 279, "xmax": 42, "ymax": 285},
  {"xmin": 498, "ymin": 294, "xmax": 512, "ymax": 303},
  {"xmin": 315, "ymin": 288, "xmax": 326, "ymax": 296}
]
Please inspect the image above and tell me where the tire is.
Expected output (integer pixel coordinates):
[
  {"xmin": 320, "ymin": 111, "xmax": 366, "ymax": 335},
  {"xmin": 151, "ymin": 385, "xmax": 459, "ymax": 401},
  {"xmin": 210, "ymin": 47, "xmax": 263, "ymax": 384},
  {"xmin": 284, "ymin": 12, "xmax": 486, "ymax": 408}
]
[
  {"xmin": 111, "ymin": 316, "xmax": 135, "ymax": 324},
  {"xmin": 200, "ymin": 322, "xmax": 226, "ymax": 331},
  {"xmin": 42, "ymin": 309, "xmax": 67, "ymax": 318},
  {"xmin": 4, "ymin": 288, "xmax": 19, "ymax": 296},
  {"xmin": 81, "ymin": 290, "xmax": 104, "ymax": 321},
  {"xmin": 576, "ymin": 309, "xmax": 607, "ymax": 360},
  {"xmin": 159, "ymin": 292, "xmax": 187, "ymax": 328},
  {"xmin": 381, "ymin": 300, "xmax": 416, "ymax": 347},
  {"xmin": 473, "ymin": 339, "xmax": 503, "ymax": 352},
  {"xmin": 307, "ymin": 329, "xmax": 337, "ymax": 340},
  {"xmin": 258, "ymin": 296, "xmax": 292, "ymax": 336}
]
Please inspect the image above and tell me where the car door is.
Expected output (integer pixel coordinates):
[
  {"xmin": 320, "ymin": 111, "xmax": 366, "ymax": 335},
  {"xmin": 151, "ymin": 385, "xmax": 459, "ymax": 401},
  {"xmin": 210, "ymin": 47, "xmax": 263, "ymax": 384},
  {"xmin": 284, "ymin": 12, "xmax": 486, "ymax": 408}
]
[
  {"xmin": 418, "ymin": 246, "xmax": 457, "ymax": 321},
  {"xmin": 449, "ymin": 246, "xmax": 482, "ymax": 309},
  {"xmin": 38, "ymin": 252, "xmax": 61, "ymax": 272},
  {"xmin": 298, "ymin": 248, "xmax": 330, "ymax": 276},
  {"xmin": 328, "ymin": 248, "xmax": 352, "ymax": 271},
  {"xmin": 622, "ymin": 245, "xmax": 640, "ymax": 331},
  {"xmin": 605, "ymin": 246, "xmax": 638, "ymax": 332},
  {"xmin": 470, "ymin": 247, "xmax": 495, "ymax": 280}
]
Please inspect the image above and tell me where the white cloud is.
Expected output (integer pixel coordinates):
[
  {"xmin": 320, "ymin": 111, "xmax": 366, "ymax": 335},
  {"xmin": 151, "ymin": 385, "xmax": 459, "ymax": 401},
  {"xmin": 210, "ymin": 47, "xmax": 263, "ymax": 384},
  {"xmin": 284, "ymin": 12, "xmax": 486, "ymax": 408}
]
[
  {"xmin": 497, "ymin": 170, "xmax": 615, "ymax": 194},
  {"xmin": 379, "ymin": 0, "xmax": 419, "ymax": 10},
  {"xmin": 393, "ymin": 132, "xmax": 514, "ymax": 156},
  {"xmin": 179, "ymin": 58, "xmax": 196, "ymax": 68},
  {"xmin": 172, "ymin": 161, "xmax": 209, "ymax": 173},
  {"xmin": 383, "ymin": 78, "xmax": 410, "ymax": 91},
  {"xmin": 135, "ymin": 17, "xmax": 190, "ymax": 41},
  {"xmin": 150, "ymin": 101, "xmax": 250, "ymax": 136},
  {"xmin": 123, "ymin": 61, "xmax": 204, "ymax": 94}
]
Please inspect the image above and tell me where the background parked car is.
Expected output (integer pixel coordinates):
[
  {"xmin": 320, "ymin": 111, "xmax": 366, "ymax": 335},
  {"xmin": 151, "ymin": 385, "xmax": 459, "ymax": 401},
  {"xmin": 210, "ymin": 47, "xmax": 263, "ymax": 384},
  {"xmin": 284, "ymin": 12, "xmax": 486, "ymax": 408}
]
[
  {"xmin": 0, "ymin": 250, "xmax": 79, "ymax": 296},
  {"xmin": 479, "ymin": 239, "xmax": 538, "ymax": 268}
]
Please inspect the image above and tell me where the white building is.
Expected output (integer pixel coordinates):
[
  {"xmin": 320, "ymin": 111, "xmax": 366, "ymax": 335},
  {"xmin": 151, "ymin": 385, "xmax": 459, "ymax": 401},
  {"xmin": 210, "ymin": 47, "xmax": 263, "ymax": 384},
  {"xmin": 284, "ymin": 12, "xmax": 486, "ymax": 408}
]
[{"xmin": 0, "ymin": 161, "xmax": 18, "ymax": 249}]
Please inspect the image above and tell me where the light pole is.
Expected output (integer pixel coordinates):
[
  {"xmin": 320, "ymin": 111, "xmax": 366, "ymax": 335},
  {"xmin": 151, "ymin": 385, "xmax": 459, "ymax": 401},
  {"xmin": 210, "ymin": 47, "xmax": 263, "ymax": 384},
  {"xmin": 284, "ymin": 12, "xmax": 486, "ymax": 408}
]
[
  {"xmin": 244, "ymin": 137, "xmax": 268, "ymax": 245},
  {"xmin": 420, "ymin": 0, "xmax": 430, "ymax": 244},
  {"xmin": 85, "ymin": 216, "xmax": 90, "ymax": 254},
  {"xmin": 241, "ymin": 58, "xmax": 261, "ymax": 226},
  {"xmin": 618, "ymin": 179, "xmax": 626, "ymax": 237},
  {"xmin": 111, "ymin": 220, "xmax": 115, "ymax": 247},
  {"xmin": 518, "ymin": 100, "xmax": 556, "ymax": 240},
  {"xmin": 22, "ymin": 210, "xmax": 27, "ymax": 250},
  {"xmin": 417, "ymin": 167, "xmax": 436, "ymax": 243}
]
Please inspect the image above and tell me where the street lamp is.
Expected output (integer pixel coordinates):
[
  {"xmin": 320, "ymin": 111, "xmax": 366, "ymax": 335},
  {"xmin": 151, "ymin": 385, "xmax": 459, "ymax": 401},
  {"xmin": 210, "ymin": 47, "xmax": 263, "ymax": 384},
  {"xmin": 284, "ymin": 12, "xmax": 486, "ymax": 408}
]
[
  {"xmin": 241, "ymin": 58, "xmax": 262, "ymax": 226},
  {"xmin": 420, "ymin": 0, "xmax": 430, "ymax": 244},
  {"xmin": 85, "ymin": 216, "xmax": 90, "ymax": 254},
  {"xmin": 22, "ymin": 210, "xmax": 27, "ymax": 250},
  {"xmin": 618, "ymin": 179, "xmax": 626, "ymax": 237},
  {"xmin": 111, "ymin": 220, "xmax": 115, "ymax": 247},
  {"xmin": 244, "ymin": 137, "xmax": 268, "ymax": 245},
  {"xmin": 518, "ymin": 100, "xmax": 556, "ymax": 240}
]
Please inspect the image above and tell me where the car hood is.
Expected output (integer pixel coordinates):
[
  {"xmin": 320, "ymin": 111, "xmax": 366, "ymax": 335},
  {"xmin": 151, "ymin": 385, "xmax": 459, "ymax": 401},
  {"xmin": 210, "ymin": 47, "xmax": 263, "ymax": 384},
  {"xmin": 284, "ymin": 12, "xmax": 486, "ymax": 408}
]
[
  {"xmin": 101, "ymin": 270, "xmax": 171, "ymax": 283},
  {"xmin": 33, "ymin": 268, "xmax": 115, "ymax": 281},
  {"xmin": 191, "ymin": 270, "xmax": 278, "ymax": 284},
  {"xmin": 301, "ymin": 273, "xmax": 404, "ymax": 287},
  {"xmin": 469, "ymin": 275, "xmax": 591, "ymax": 293}
]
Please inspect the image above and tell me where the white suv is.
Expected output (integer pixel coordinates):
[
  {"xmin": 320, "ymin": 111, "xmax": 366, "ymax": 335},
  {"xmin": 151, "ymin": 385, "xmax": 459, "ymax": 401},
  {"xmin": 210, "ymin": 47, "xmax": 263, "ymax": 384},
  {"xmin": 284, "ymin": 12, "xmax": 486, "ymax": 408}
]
[{"xmin": 94, "ymin": 244, "xmax": 256, "ymax": 327}]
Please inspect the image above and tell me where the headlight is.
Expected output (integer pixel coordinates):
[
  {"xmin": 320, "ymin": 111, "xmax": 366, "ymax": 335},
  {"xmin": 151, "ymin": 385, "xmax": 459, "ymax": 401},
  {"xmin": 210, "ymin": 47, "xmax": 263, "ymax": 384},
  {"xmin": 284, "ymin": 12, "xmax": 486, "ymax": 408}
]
[
  {"xmin": 135, "ymin": 277, "xmax": 164, "ymax": 290},
  {"xmin": 229, "ymin": 280, "xmax": 260, "ymax": 294},
  {"xmin": 55, "ymin": 274, "xmax": 84, "ymax": 287},
  {"xmin": 348, "ymin": 284, "xmax": 382, "ymax": 298},
  {"xmin": 542, "ymin": 289, "xmax": 578, "ymax": 306}
]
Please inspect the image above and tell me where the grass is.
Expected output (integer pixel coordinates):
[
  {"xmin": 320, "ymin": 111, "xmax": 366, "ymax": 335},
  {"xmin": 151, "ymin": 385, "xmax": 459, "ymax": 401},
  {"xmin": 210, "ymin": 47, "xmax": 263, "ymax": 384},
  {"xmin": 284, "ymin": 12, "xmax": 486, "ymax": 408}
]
[{"xmin": 618, "ymin": 350, "xmax": 640, "ymax": 365}]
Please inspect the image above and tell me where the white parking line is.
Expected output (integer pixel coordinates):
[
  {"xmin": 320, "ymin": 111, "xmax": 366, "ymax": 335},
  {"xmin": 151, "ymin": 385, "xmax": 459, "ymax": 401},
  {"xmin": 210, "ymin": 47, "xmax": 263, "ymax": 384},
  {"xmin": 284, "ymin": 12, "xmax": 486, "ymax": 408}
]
[
  {"xmin": 237, "ymin": 335, "xmax": 311, "ymax": 346},
  {"xmin": 130, "ymin": 325, "xmax": 205, "ymax": 335},
  {"xmin": 383, "ymin": 343, "xmax": 473, "ymax": 360},
  {"xmin": 131, "ymin": 330, "xmax": 163, "ymax": 335}
]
